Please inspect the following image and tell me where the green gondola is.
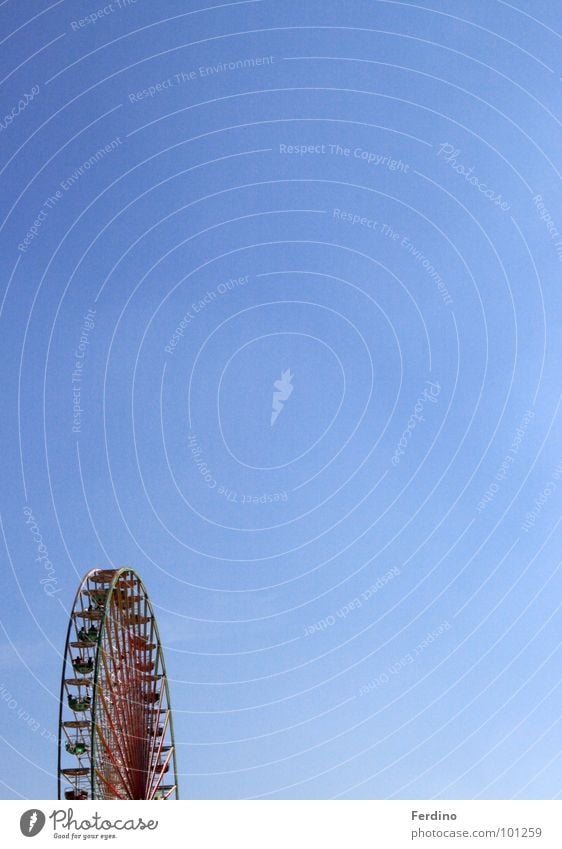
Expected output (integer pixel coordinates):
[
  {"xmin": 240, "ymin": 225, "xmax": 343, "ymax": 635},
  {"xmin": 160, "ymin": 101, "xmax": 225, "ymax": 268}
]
[
  {"xmin": 72, "ymin": 657, "xmax": 93, "ymax": 675},
  {"xmin": 77, "ymin": 626, "xmax": 98, "ymax": 643},
  {"xmin": 68, "ymin": 694, "xmax": 91, "ymax": 712},
  {"xmin": 65, "ymin": 741, "xmax": 88, "ymax": 756}
]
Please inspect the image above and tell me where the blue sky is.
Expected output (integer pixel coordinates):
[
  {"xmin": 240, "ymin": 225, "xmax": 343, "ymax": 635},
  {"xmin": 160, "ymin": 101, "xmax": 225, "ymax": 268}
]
[{"xmin": 0, "ymin": 0, "xmax": 561, "ymax": 800}]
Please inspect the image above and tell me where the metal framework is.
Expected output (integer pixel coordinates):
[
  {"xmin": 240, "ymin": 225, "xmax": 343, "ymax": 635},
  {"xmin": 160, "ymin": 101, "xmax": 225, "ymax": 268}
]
[{"xmin": 57, "ymin": 568, "xmax": 179, "ymax": 800}]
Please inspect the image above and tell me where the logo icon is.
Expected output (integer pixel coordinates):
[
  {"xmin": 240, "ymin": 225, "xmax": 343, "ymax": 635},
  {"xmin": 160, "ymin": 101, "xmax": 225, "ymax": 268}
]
[
  {"xmin": 271, "ymin": 369, "xmax": 294, "ymax": 426},
  {"xmin": 20, "ymin": 809, "xmax": 46, "ymax": 837}
]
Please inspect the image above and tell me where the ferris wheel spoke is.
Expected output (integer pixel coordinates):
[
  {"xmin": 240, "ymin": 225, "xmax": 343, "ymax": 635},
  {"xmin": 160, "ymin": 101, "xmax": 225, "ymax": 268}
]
[
  {"xmin": 94, "ymin": 715, "xmax": 134, "ymax": 799},
  {"xmin": 95, "ymin": 765, "xmax": 127, "ymax": 800},
  {"xmin": 95, "ymin": 683, "xmax": 137, "ymax": 799}
]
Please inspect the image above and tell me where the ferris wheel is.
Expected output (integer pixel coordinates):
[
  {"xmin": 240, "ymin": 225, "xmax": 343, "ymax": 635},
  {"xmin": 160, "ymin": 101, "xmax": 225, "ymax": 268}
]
[{"xmin": 57, "ymin": 568, "xmax": 179, "ymax": 800}]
